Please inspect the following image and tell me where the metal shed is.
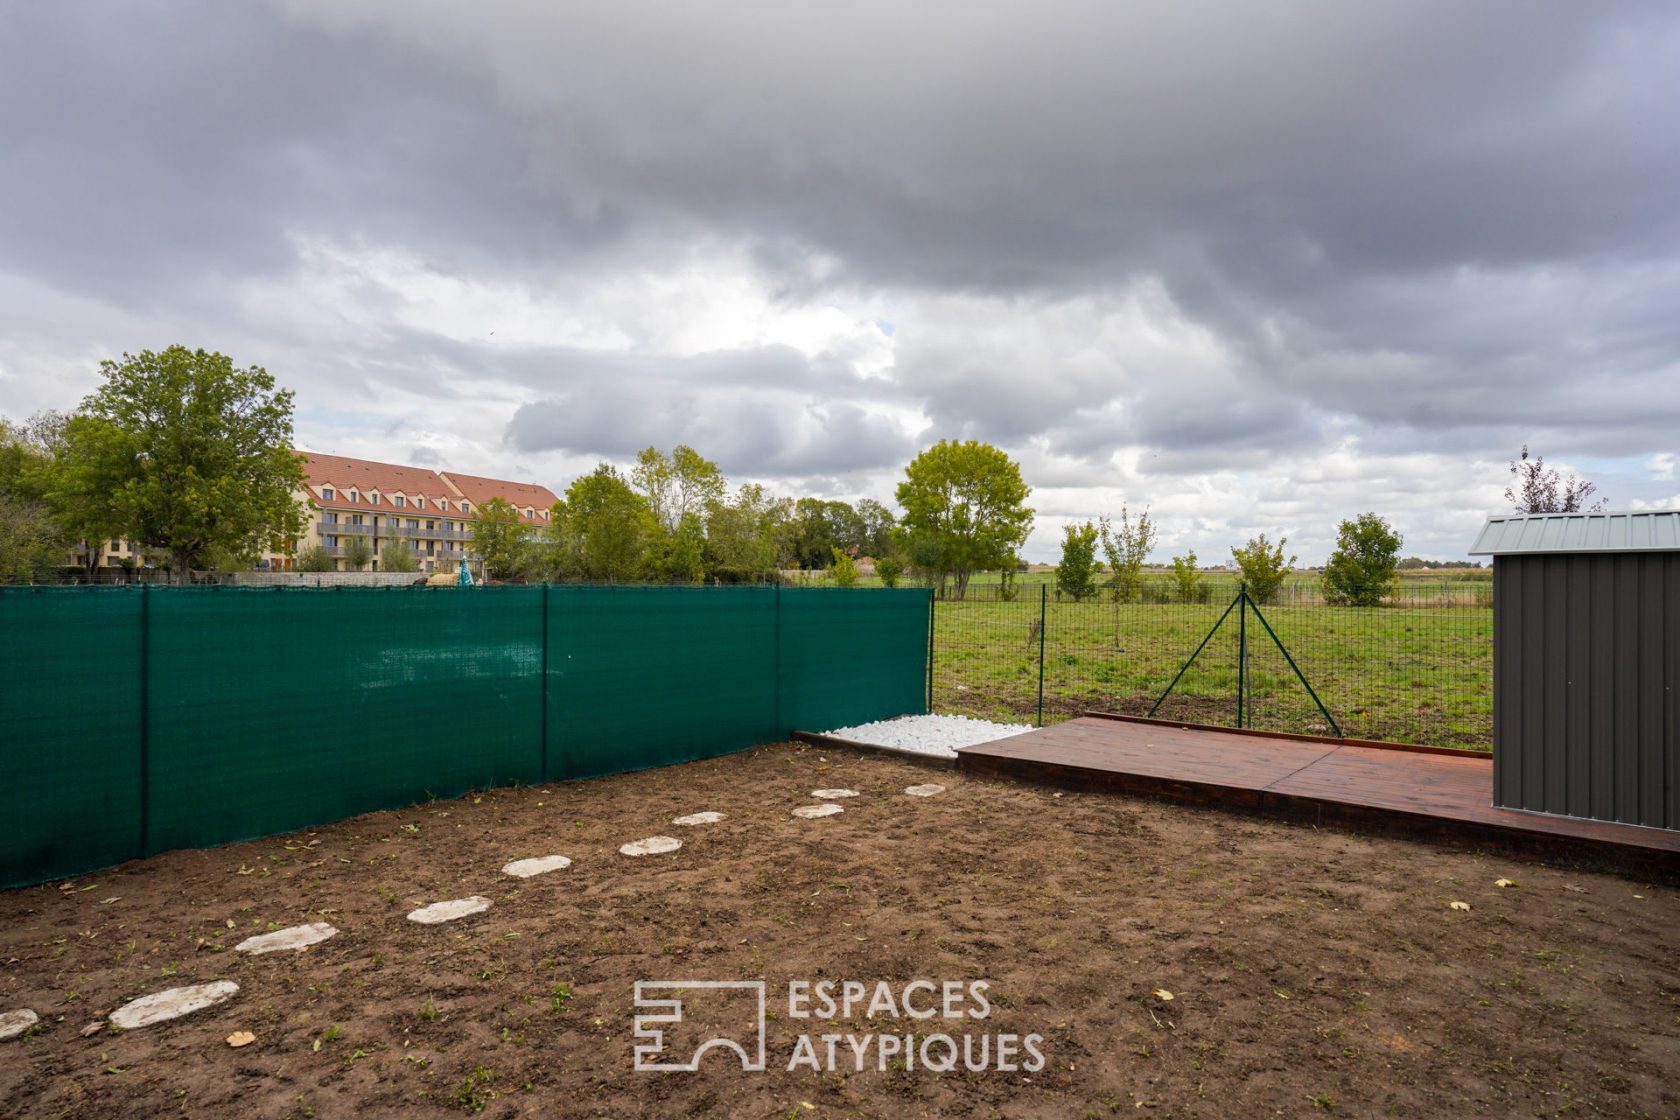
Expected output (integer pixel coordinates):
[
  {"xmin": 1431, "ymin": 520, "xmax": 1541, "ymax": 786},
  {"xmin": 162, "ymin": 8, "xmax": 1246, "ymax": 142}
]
[{"xmin": 1470, "ymin": 510, "xmax": 1680, "ymax": 830}]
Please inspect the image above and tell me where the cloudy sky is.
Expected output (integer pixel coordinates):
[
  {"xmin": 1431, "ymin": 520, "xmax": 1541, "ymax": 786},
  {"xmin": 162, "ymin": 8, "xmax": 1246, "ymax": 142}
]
[{"xmin": 3, "ymin": 1, "xmax": 1677, "ymax": 563}]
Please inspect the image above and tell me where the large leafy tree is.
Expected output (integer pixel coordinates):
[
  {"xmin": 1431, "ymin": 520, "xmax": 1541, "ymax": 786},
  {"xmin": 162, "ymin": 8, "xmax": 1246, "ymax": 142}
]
[
  {"xmin": 0, "ymin": 416, "xmax": 70, "ymax": 582},
  {"xmin": 469, "ymin": 496, "xmax": 528, "ymax": 580},
  {"xmin": 705, "ymin": 483, "xmax": 790, "ymax": 582},
  {"xmin": 895, "ymin": 439, "xmax": 1033, "ymax": 599},
  {"xmin": 50, "ymin": 347, "xmax": 306, "ymax": 582},
  {"xmin": 1322, "ymin": 513, "xmax": 1402, "ymax": 607},
  {"xmin": 790, "ymin": 498, "xmax": 866, "ymax": 569},
  {"xmin": 554, "ymin": 464, "xmax": 653, "ymax": 581},
  {"xmin": 632, "ymin": 445, "xmax": 725, "ymax": 534}
]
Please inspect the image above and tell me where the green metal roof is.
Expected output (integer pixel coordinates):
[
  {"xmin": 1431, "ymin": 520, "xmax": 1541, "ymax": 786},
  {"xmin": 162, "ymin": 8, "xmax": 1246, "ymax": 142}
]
[{"xmin": 1470, "ymin": 510, "xmax": 1680, "ymax": 555}]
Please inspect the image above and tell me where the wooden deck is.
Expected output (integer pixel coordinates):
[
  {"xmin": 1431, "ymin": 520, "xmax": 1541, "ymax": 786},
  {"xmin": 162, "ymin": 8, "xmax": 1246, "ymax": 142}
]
[{"xmin": 956, "ymin": 714, "xmax": 1680, "ymax": 869}]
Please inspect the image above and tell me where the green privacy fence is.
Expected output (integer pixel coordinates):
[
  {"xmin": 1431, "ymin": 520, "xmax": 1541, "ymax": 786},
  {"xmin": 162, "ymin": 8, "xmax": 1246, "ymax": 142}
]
[{"xmin": 0, "ymin": 584, "xmax": 931, "ymax": 887}]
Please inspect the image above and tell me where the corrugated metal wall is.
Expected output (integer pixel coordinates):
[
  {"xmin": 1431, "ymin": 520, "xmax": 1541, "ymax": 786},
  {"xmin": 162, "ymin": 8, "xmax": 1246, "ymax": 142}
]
[{"xmin": 1494, "ymin": 553, "xmax": 1679, "ymax": 829}]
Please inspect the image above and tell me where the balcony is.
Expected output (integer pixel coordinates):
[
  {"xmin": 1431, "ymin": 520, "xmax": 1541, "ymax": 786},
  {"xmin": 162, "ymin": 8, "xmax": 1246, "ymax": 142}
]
[{"xmin": 317, "ymin": 520, "xmax": 472, "ymax": 541}]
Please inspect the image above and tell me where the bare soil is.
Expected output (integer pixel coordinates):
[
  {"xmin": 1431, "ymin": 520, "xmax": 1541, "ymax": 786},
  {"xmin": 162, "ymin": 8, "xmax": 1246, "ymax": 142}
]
[{"xmin": 1, "ymin": 741, "xmax": 1675, "ymax": 1119}]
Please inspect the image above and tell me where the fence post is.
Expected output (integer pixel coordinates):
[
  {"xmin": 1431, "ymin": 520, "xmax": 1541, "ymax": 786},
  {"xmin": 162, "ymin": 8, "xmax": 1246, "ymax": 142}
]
[
  {"xmin": 1236, "ymin": 583, "xmax": 1247, "ymax": 729},
  {"xmin": 1036, "ymin": 583, "xmax": 1047, "ymax": 727},
  {"xmin": 540, "ymin": 581, "xmax": 549, "ymax": 781},
  {"xmin": 138, "ymin": 582, "xmax": 150, "ymax": 858},
  {"xmin": 925, "ymin": 588, "xmax": 934, "ymax": 714}
]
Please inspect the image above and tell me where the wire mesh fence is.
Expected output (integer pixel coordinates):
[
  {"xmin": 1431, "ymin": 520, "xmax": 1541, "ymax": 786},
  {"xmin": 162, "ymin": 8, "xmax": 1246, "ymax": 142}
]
[{"xmin": 931, "ymin": 581, "xmax": 1493, "ymax": 748}]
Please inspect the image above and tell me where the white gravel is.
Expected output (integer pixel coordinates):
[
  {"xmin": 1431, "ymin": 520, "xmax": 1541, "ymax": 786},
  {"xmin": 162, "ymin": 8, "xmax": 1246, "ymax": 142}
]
[{"xmin": 822, "ymin": 714, "xmax": 1033, "ymax": 759}]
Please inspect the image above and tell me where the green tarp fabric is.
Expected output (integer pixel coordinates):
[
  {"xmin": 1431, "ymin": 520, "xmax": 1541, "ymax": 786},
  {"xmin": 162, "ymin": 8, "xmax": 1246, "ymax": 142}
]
[{"xmin": 0, "ymin": 584, "xmax": 929, "ymax": 887}]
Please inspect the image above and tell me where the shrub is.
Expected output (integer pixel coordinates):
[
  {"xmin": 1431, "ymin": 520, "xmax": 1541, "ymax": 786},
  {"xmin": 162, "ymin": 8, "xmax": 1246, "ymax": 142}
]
[
  {"xmin": 296, "ymin": 544, "xmax": 335, "ymax": 572},
  {"xmin": 1322, "ymin": 513, "xmax": 1402, "ymax": 607},
  {"xmin": 874, "ymin": 553, "xmax": 905, "ymax": 588},
  {"xmin": 1056, "ymin": 521, "xmax": 1099, "ymax": 601},
  {"xmin": 830, "ymin": 547, "xmax": 859, "ymax": 588},
  {"xmin": 1231, "ymin": 534, "xmax": 1295, "ymax": 605},
  {"xmin": 342, "ymin": 535, "xmax": 372, "ymax": 571},
  {"xmin": 1169, "ymin": 551, "xmax": 1200, "ymax": 603},
  {"xmin": 380, "ymin": 538, "xmax": 419, "ymax": 573}
]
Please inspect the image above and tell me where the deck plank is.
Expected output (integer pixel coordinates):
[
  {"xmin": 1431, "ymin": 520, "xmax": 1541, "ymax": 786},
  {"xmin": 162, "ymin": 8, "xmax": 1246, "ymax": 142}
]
[{"xmin": 956, "ymin": 717, "xmax": 1680, "ymax": 863}]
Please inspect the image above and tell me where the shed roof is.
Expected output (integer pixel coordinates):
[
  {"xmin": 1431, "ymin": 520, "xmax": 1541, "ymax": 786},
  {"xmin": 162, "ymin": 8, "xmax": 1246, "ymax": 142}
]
[{"xmin": 1470, "ymin": 510, "xmax": 1680, "ymax": 555}]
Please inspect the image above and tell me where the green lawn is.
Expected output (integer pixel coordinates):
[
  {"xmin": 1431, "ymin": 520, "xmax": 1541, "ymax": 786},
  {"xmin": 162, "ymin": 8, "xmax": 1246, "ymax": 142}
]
[{"xmin": 930, "ymin": 595, "xmax": 1492, "ymax": 749}]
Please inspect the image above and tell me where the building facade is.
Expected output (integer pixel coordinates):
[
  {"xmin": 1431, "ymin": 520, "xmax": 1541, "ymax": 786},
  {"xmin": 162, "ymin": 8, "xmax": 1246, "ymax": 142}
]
[{"xmin": 290, "ymin": 452, "xmax": 558, "ymax": 575}]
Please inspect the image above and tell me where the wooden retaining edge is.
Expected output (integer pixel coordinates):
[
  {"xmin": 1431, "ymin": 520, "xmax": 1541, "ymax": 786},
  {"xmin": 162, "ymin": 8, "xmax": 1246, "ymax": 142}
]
[
  {"xmin": 956, "ymin": 749, "xmax": 1678, "ymax": 878},
  {"xmin": 1079, "ymin": 710, "xmax": 1492, "ymax": 760},
  {"xmin": 789, "ymin": 731, "xmax": 957, "ymax": 770}
]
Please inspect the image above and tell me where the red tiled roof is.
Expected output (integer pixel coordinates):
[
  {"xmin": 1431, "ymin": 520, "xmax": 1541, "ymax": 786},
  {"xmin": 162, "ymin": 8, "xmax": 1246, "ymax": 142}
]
[
  {"xmin": 293, "ymin": 451, "xmax": 557, "ymax": 524},
  {"xmin": 296, "ymin": 451, "xmax": 458, "ymax": 515},
  {"xmin": 438, "ymin": 471, "xmax": 560, "ymax": 525}
]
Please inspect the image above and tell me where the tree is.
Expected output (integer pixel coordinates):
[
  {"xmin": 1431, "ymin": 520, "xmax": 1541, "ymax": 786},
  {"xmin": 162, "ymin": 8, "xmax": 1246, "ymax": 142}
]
[
  {"xmin": 1169, "ymin": 551, "xmax": 1201, "ymax": 603},
  {"xmin": 790, "ymin": 498, "xmax": 866, "ymax": 569},
  {"xmin": 1505, "ymin": 445, "xmax": 1605, "ymax": 513},
  {"xmin": 895, "ymin": 439, "xmax": 1033, "ymax": 599},
  {"xmin": 1230, "ymin": 533, "xmax": 1295, "ymax": 605},
  {"xmin": 1056, "ymin": 521, "xmax": 1100, "ymax": 601},
  {"xmin": 855, "ymin": 499, "xmax": 897, "ymax": 558},
  {"xmin": 296, "ymin": 544, "xmax": 336, "ymax": 573},
  {"xmin": 469, "ymin": 496, "xmax": 527, "ymax": 580},
  {"xmin": 1322, "ymin": 513, "xmax": 1402, "ymax": 607},
  {"xmin": 830, "ymin": 546, "xmax": 860, "ymax": 587},
  {"xmin": 555, "ymin": 464, "xmax": 652, "ymax": 581},
  {"xmin": 874, "ymin": 552, "xmax": 905, "ymax": 588},
  {"xmin": 705, "ymin": 483, "xmax": 788, "ymax": 583},
  {"xmin": 1099, "ymin": 505, "xmax": 1156, "ymax": 602},
  {"xmin": 342, "ymin": 534, "xmax": 373, "ymax": 571},
  {"xmin": 49, "ymin": 347, "xmax": 307, "ymax": 582},
  {"xmin": 379, "ymin": 537, "xmax": 419, "ymax": 573},
  {"xmin": 632, "ymin": 445, "xmax": 725, "ymax": 534},
  {"xmin": 0, "ymin": 416, "xmax": 72, "ymax": 582},
  {"xmin": 654, "ymin": 512, "xmax": 707, "ymax": 583}
]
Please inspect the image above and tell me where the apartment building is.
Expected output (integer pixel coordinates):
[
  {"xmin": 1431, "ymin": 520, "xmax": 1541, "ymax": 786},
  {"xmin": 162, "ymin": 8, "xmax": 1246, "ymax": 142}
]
[{"xmin": 293, "ymin": 452, "xmax": 558, "ymax": 574}]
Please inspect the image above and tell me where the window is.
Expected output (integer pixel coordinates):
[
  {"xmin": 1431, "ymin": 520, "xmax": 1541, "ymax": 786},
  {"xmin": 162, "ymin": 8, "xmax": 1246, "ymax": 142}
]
[
  {"xmin": 407, "ymin": 519, "xmax": 419, "ymax": 530},
  {"xmin": 426, "ymin": 520, "xmax": 434, "ymax": 531},
  {"xmin": 321, "ymin": 487, "xmax": 334, "ymax": 501},
  {"xmin": 460, "ymin": 501, "xmax": 470, "ymax": 513},
  {"xmin": 325, "ymin": 535, "xmax": 338, "ymax": 547},
  {"xmin": 322, "ymin": 512, "xmax": 337, "ymax": 524},
  {"xmin": 110, "ymin": 540, "xmax": 121, "ymax": 552},
  {"xmin": 395, "ymin": 495, "xmax": 406, "ymax": 508},
  {"xmin": 524, "ymin": 508, "xmax": 534, "ymax": 519},
  {"xmin": 349, "ymin": 489, "xmax": 358, "ymax": 502}
]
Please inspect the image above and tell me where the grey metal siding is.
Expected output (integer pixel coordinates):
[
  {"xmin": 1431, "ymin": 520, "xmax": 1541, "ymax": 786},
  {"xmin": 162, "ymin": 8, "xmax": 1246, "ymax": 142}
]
[{"xmin": 1493, "ymin": 552, "xmax": 1678, "ymax": 830}]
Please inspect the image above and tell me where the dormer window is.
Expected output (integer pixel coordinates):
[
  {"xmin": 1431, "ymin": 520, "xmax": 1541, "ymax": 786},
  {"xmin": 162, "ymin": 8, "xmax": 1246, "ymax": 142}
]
[
  {"xmin": 321, "ymin": 486, "xmax": 334, "ymax": 501},
  {"xmin": 349, "ymin": 489, "xmax": 358, "ymax": 502},
  {"xmin": 460, "ymin": 501, "xmax": 470, "ymax": 513},
  {"xmin": 524, "ymin": 508, "xmax": 534, "ymax": 519},
  {"xmin": 395, "ymin": 495, "xmax": 406, "ymax": 508}
]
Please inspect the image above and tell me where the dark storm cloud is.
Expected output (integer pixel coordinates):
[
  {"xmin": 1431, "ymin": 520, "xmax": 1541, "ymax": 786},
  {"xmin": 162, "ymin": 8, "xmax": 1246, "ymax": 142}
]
[{"xmin": 2, "ymin": 0, "xmax": 1678, "ymax": 538}]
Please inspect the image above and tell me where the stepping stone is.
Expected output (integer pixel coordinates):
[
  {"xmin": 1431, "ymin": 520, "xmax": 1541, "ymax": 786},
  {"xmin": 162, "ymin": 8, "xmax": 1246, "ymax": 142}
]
[
  {"xmin": 234, "ymin": 922, "xmax": 339, "ymax": 956},
  {"xmin": 672, "ymin": 812, "xmax": 724, "ymax": 826},
  {"xmin": 619, "ymin": 836, "xmax": 682, "ymax": 857},
  {"xmin": 110, "ymin": 982, "xmax": 239, "ymax": 1030},
  {"xmin": 407, "ymin": 897, "xmax": 492, "ymax": 925},
  {"xmin": 792, "ymin": 803, "xmax": 844, "ymax": 819},
  {"xmin": 0, "ymin": 1009, "xmax": 38, "ymax": 1041},
  {"xmin": 811, "ymin": 788, "xmax": 860, "ymax": 799},
  {"xmin": 904, "ymin": 784, "xmax": 947, "ymax": 797},
  {"xmin": 502, "ymin": 855, "xmax": 573, "ymax": 878}
]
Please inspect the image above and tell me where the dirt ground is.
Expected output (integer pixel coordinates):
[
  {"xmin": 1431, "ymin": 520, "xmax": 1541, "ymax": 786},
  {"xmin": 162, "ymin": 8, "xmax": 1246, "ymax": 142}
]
[{"xmin": 1, "ymin": 741, "xmax": 1676, "ymax": 1119}]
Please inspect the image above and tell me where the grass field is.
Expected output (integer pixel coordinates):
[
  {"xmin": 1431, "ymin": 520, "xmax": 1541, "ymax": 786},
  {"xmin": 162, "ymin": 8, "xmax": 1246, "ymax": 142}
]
[{"xmin": 931, "ymin": 595, "xmax": 1493, "ymax": 749}]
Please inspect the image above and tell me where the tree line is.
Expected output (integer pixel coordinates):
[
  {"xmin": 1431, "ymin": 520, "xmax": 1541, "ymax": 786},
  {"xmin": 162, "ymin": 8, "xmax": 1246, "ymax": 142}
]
[
  {"xmin": 1, "ymin": 345, "xmax": 1605, "ymax": 593},
  {"xmin": 0, "ymin": 347, "xmax": 1043, "ymax": 591}
]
